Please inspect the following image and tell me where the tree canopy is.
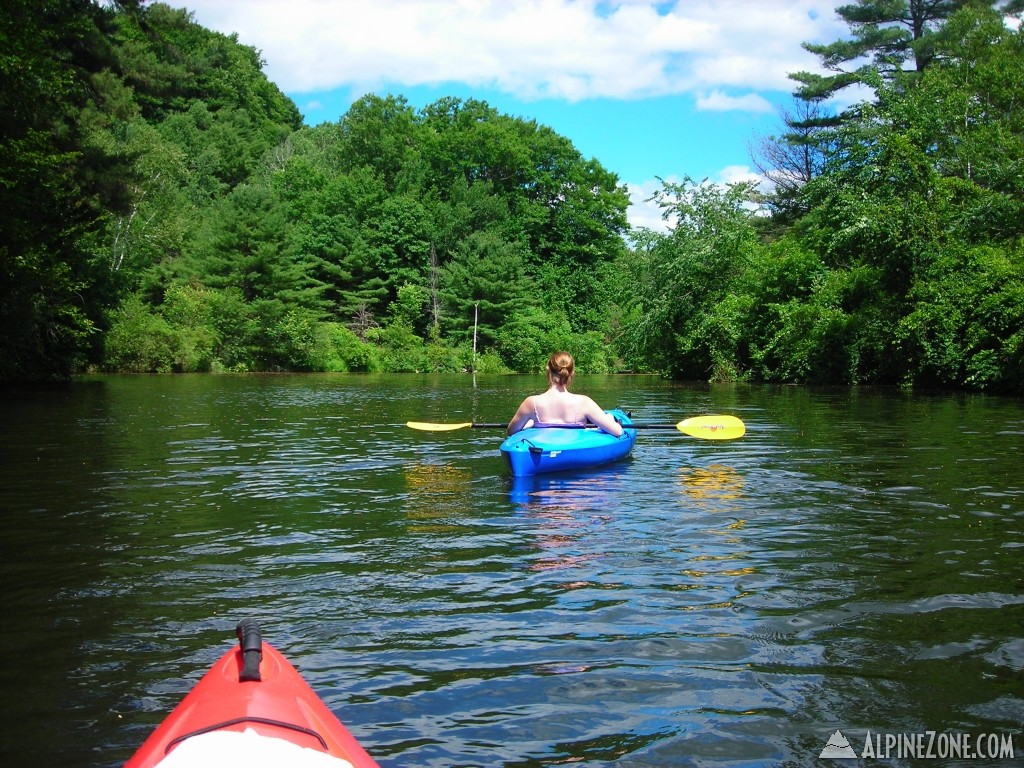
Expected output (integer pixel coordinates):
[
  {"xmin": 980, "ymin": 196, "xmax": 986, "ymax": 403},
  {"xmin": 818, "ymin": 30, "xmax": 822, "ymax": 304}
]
[
  {"xmin": 2, "ymin": 1, "xmax": 1022, "ymax": 394},
  {"xmin": 629, "ymin": 4, "xmax": 1024, "ymax": 392}
]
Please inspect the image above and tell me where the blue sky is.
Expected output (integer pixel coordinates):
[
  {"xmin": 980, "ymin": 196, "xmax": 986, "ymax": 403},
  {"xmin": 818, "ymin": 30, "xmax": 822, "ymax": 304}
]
[{"xmin": 170, "ymin": 1, "xmax": 851, "ymax": 229}]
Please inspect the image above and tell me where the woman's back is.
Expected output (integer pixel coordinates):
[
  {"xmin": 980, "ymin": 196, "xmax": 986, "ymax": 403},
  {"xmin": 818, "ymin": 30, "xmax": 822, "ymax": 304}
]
[{"xmin": 531, "ymin": 391, "xmax": 587, "ymax": 425}]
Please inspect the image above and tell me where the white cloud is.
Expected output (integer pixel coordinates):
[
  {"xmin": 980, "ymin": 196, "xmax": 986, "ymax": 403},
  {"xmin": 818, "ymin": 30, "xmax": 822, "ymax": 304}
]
[
  {"xmin": 177, "ymin": 0, "xmax": 847, "ymax": 104},
  {"xmin": 696, "ymin": 90, "xmax": 774, "ymax": 113},
  {"xmin": 715, "ymin": 164, "xmax": 763, "ymax": 186},
  {"xmin": 624, "ymin": 177, "xmax": 678, "ymax": 233}
]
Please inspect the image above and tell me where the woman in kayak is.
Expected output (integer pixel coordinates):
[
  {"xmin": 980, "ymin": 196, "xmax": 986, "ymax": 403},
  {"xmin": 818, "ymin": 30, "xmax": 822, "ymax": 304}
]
[{"xmin": 507, "ymin": 351, "xmax": 624, "ymax": 436}]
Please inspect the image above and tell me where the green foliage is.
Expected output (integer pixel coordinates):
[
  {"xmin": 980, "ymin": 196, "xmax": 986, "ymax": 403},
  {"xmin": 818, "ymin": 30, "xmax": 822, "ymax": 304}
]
[
  {"xmin": 620, "ymin": 177, "xmax": 759, "ymax": 378},
  {"xmin": 311, "ymin": 323, "xmax": 380, "ymax": 373},
  {"xmin": 495, "ymin": 307, "xmax": 613, "ymax": 374},
  {"xmin": 790, "ymin": 0, "xmax": 1019, "ymax": 101},
  {"xmin": 6, "ymin": 0, "xmax": 1023, "ymax": 395},
  {"xmin": 0, "ymin": 0, "xmax": 128, "ymax": 381},
  {"xmin": 160, "ymin": 284, "xmax": 218, "ymax": 372},
  {"xmin": 368, "ymin": 321, "xmax": 426, "ymax": 373},
  {"xmin": 0, "ymin": 0, "xmax": 306, "ymax": 381},
  {"xmin": 104, "ymin": 295, "xmax": 177, "ymax": 373},
  {"xmin": 748, "ymin": 300, "xmax": 857, "ymax": 384},
  {"xmin": 472, "ymin": 350, "xmax": 512, "ymax": 374},
  {"xmin": 495, "ymin": 308, "xmax": 573, "ymax": 373},
  {"xmin": 622, "ymin": 6, "xmax": 1023, "ymax": 396},
  {"xmin": 389, "ymin": 284, "xmax": 428, "ymax": 330},
  {"xmin": 441, "ymin": 230, "xmax": 533, "ymax": 346},
  {"xmin": 895, "ymin": 244, "xmax": 1024, "ymax": 390},
  {"xmin": 735, "ymin": 5, "xmax": 1024, "ymax": 393},
  {"xmin": 0, "ymin": 0, "xmax": 632, "ymax": 381}
]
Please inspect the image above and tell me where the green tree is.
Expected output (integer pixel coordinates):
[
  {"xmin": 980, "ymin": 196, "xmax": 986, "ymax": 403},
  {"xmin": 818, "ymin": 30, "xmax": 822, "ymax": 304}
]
[
  {"xmin": 422, "ymin": 97, "xmax": 630, "ymax": 335},
  {"xmin": 621, "ymin": 178, "xmax": 758, "ymax": 379},
  {"xmin": 0, "ymin": 0, "xmax": 135, "ymax": 381},
  {"xmin": 0, "ymin": 2, "xmax": 645, "ymax": 378},
  {"xmin": 283, "ymin": 164, "xmax": 390, "ymax": 324},
  {"xmin": 103, "ymin": 295, "xmax": 176, "ymax": 373},
  {"xmin": 338, "ymin": 94, "xmax": 422, "ymax": 192},
  {"xmin": 780, "ymin": 5, "xmax": 1024, "ymax": 390},
  {"xmin": 441, "ymin": 231, "xmax": 533, "ymax": 347},
  {"xmin": 791, "ymin": 0, "xmax": 1023, "ymax": 101},
  {"xmin": 769, "ymin": 0, "xmax": 1023, "ymax": 231},
  {"xmin": 918, "ymin": 7, "xmax": 1024, "ymax": 242}
]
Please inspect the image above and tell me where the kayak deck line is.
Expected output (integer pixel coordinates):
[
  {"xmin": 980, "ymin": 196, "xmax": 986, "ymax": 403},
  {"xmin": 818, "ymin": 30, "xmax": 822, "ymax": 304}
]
[
  {"xmin": 164, "ymin": 714, "xmax": 331, "ymax": 753},
  {"xmin": 155, "ymin": 728, "xmax": 355, "ymax": 768}
]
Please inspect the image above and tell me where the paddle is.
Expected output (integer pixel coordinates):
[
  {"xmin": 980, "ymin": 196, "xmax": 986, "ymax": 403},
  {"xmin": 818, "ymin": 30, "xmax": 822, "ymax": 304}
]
[{"xmin": 406, "ymin": 414, "xmax": 745, "ymax": 440}]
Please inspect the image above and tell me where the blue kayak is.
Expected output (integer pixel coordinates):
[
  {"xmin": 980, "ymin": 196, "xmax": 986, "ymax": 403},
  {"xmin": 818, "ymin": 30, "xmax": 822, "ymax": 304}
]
[{"xmin": 500, "ymin": 409, "xmax": 637, "ymax": 476}]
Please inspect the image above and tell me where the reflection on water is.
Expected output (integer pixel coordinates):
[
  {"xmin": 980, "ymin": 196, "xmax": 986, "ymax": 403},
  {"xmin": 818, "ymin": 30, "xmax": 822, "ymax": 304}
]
[
  {"xmin": 403, "ymin": 462, "xmax": 474, "ymax": 531},
  {"xmin": 508, "ymin": 464, "xmax": 633, "ymax": 509},
  {"xmin": 675, "ymin": 463, "xmax": 745, "ymax": 512},
  {"xmin": 0, "ymin": 376, "xmax": 1022, "ymax": 768},
  {"xmin": 508, "ymin": 469, "xmax": 628, "ymax": 573}
]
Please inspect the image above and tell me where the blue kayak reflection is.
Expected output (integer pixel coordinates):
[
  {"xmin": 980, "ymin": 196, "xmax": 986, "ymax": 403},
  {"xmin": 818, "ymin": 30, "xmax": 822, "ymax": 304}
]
[
  {"xmin": 507, "ymin": 465, "xmax": 630, "ymax": 576},
  {"xmin": 507, "ymin": 463, "xmax": 634, "ymax": 508}
]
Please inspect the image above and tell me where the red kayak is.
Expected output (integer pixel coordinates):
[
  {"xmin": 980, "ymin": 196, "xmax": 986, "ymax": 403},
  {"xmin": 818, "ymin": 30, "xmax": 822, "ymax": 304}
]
[{"xmin": 124, "ymin": 620, "xmax": 381, "ymax": 768}]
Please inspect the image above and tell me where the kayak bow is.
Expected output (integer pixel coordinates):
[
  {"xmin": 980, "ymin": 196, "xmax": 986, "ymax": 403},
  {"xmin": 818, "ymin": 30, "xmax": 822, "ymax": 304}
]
[{"xmin": 124, "ymin": 620, "xmax": 380, "ymax": 768}]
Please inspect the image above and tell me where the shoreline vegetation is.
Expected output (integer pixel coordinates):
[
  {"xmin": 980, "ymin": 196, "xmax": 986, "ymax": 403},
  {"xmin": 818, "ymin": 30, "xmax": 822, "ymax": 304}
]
[{"xmin": 2, "ymin": 1, "xmax": 1022, "ymax": 393}]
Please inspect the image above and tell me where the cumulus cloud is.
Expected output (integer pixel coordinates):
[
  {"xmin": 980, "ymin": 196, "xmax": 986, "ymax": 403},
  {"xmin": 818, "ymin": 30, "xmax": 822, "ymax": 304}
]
[
  {"xmin": 696, "ymin": 90, "xmax": 774, "ymax": 113},
  {"xmin": 716, "ymin": 164, "xmax": 764, "ymax": 186},
  {"xmin": 624, "ymin": 177, "xmax": 679, "ymax": 233},
  {"xmin": 178, "ymin": 0, "xmax": 846, "ymax": 105}
]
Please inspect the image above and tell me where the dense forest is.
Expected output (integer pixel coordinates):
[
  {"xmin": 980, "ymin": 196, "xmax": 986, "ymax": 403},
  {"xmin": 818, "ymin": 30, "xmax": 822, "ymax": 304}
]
[{"xmin": 2, "ymin": 0, "xmax": 1023, "ymax": 393}]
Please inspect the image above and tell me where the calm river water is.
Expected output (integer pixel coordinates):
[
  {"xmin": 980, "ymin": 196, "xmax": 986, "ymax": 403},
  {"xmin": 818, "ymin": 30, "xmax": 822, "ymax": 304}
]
[{"xmin": 1, "ymin": 374, "xmax": 1022, "ymax": 767}]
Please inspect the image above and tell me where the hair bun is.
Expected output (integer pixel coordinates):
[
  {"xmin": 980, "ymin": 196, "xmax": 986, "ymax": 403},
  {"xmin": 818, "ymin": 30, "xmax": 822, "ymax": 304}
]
[{"xmin": 547, "ymin": 351, "xmax": 576, "ymax": 385}]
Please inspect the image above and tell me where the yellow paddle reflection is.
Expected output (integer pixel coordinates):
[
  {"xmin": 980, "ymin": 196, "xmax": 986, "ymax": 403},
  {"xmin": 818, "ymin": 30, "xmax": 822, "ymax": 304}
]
[
  {"xmin": 402, "ymin": 462, "xmax": 473, "ymax": 532},
  {"xmin": 675, "ymin": 463, "xmax": 745, "ymax": 514}
]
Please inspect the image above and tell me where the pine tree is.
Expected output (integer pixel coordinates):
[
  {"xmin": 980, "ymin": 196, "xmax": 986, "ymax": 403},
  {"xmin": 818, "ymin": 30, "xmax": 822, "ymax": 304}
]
[{"xmin": 791, "ymin": 0, "xmax": 1024, "ymax": 101}]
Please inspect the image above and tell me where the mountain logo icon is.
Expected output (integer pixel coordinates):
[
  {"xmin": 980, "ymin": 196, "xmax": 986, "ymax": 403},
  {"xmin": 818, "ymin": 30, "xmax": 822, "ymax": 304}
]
[{"xmin": 820, "ymin": 730, "xmax": 857, "ymax": 759}]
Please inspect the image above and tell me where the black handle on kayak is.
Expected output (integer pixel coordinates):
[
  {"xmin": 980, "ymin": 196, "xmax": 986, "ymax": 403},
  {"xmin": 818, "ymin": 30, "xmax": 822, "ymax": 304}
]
[{"xmin": 235, "ymin": 618, "xmax": 263, "ymax": 682}]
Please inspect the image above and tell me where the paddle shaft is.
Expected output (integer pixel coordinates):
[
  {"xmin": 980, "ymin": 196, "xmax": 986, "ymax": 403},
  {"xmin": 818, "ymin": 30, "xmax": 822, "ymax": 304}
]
[{"xmin": 417, "ymin": 422, "xmax": 687, "ymax": 430}]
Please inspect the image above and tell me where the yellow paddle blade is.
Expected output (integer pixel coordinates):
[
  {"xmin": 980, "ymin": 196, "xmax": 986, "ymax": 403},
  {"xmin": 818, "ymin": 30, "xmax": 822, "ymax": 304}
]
[
  {"xmin": 406, "ymin": 421, "xmax": 474, "ymax": 432},
  {"xmin": 676, "ymin": 415, "xmax": 746, "ymax": 440}
]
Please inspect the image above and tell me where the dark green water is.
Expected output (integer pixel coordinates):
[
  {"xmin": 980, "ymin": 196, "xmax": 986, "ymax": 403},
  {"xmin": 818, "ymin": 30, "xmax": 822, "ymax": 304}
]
[{"xmin": 1, "ymin": 374, "xmax": 1022, "ymax": 767}]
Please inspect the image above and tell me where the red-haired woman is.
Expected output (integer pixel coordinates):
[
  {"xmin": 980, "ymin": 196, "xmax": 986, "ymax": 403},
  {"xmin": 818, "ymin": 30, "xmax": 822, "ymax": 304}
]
[{"xmin": 507, "ymin": 351, "xmax": 623, "ymax": 436}]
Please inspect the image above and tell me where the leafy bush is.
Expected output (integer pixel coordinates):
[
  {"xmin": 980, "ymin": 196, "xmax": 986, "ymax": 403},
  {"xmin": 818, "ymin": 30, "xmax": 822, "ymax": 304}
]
[
  {"xmin": 311, "ymin": 322, "xmax": 379, "ymax": 372},
  {"xmin": 104, "ymin": 297, "xmax": 177, "ymax": 373},
  {"xmin": 424, "ymin": 339, "xmax": 464, "ymax": 372},
  {"xmin": 493, "ymin": 307, "xmax": 613, "ymax": 374},
  {"xmin": 495, "ymin": 308, "xmax": 571, "ymax": 372},
  {"xmin": 161, "ymin": 284, "xmax": 218, "ymax": 372},
  {"xmin": 367, "ymin": 321, "xmax": 427, "ymax": 372},
  {"xmin": 206, "ymin": 288, "xmax": 258, "ymax": 371},
  {"xmin": 473, "ymin": 350, "xmax": 511, "ymax": 374},
  {"xmin": 270, "ymin": 310, "xmax": 321, "ymax": 371},
  {"xmin": 171, "ymin": 327, "xmax": 218, "ymax": 372}
]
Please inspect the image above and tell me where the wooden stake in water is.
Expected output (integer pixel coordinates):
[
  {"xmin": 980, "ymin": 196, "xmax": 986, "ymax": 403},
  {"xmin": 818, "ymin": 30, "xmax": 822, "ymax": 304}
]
[{"xmin": 472, "ymin": 302, "xmax": 478, "ymax": 375}]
